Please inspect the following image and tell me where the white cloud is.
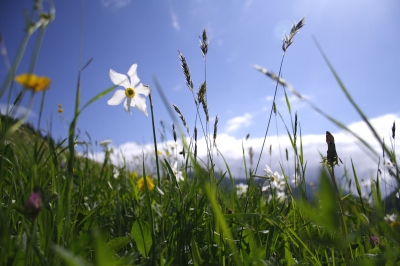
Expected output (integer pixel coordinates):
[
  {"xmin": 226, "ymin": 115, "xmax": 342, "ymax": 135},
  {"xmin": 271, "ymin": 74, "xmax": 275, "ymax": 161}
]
[
  {"xmin": 170, "ymin": 10, "xmax": 180, "ymax": 31},
  {"xmin": 101, "ymin": 0, "xmax": 131, "ymax": 9},
  {"xmin": 0, "ymin": 103, "xmax": 37, "ymax": 119},
  {"xmin": 90, "ymin": 113, "xmax": 399, "ymax": 195},
  {"xmin": 225, "ymin": 112, "xmax": 252, "ymax": 133}
]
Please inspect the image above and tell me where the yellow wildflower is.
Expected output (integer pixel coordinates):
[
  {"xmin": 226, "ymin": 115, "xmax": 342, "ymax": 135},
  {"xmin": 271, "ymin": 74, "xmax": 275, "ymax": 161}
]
[
  {"xmin": 130, "ymin": 171, "xmax": 139, "ymax": 179},
  {"xmin": 136, "ymin": 176, "xmax": 155, "ymax": 192},
  {"xmin": 15, "ymin": 73, "xmax": 51, "ymax": 92},
  {"xmin": 58, "ymin": 108, "xmax": 63, "ymax": 113},
  {"xmin": 391, "ymin": 221, "xmax": 400, "ymax": 232}
]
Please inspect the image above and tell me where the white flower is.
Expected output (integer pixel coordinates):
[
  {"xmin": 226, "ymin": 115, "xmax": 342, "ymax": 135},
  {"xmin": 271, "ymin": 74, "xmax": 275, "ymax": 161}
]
[
  {"xmin": 262, "ymin": 169, "xmax": 285, "ymax": 192},
  {"xmin": 107, "ymin": 64, "xmax": 151, "ymax": 116},
  {"xmin": 289, "ymin": 173, "xmax": 300, "ymax": 188},
  {"xmin": 99, "ymin": 139, "xmax": 112, "ymax": 147},
  {"xmin": 236, "ymin": 183, "xmax": 248, "ymax": 196},
  {"xmin": 263, "ymin": 165, "xmax": 274, "ymax": 178},
  {"xmin": 172, "ymin": 161, "xmax": 184, "ymax": 182},
  {"xmin": 384, "ymin": 213, "xmax": 397, "ymax": 222}
]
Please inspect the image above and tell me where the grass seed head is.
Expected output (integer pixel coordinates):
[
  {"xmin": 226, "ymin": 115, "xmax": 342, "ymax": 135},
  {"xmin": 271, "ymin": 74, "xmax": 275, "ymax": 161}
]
[
  {"xmin": 197, "ymin": 82, "xmax": 207, "ymax": 104},
  {"xmin": 202, "ymin": 100, "xmax": 209, "ymax": 122},
  {"xmin": 248, "ymin": 146, "xmax": 254, "ymax": 166},
  {"xmin": 178, "ymin": 50, "xmax": 194, "ymax": 91},
  {"xmin": 282, "ymin": 17, "xmax": 305, "ymax": 52},
  {"xmin": 254, "ymin": 65, "xmax": 287, "ymax": 87},
  {"xmin": 172, "ymin": 103, "xmax": 190, "ymax": 136},
  {"xmin": 213, "ymin": 115, "xmax": 219, "ymax": 147},
  {"xmin": 172, "ymin": 123, "xmax": 177, "ymax": 142},
  {"xmin": 392, "ymin": 121, "xmax": 396, "ymax": 139},
  {"xmin": 285, "ymin": 148, "xmax": 288, "ymax": 161},
  {"xmin": 200, "ymin": 28, "xmax": 208, "ymax": 57}
]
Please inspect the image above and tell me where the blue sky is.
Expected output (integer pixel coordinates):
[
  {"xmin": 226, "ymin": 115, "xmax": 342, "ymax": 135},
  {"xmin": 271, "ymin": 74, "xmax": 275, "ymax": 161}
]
[{"xmin": 1, "ymin": 0, "xmax": 399, "ymax": 184}]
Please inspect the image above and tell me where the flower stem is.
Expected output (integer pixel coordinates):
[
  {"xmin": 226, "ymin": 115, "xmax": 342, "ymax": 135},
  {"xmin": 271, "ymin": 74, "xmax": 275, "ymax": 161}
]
[
  {"xmin": 255, "ymin": 52, "xmax": 286, "ymax": 174},
  {"xmin": 329, "ymin": 163, "xmax": 349, "ymax": 266},
  {"xmin": 149, "ymin": 93, "xmax": 161, "ymax": 189}
]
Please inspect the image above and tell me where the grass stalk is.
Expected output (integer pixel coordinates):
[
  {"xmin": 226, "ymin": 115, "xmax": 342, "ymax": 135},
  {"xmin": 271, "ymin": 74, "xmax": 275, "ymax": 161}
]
[{"xmin": 148, "ymin": 92, "xmax": 162, "ymax": 189}]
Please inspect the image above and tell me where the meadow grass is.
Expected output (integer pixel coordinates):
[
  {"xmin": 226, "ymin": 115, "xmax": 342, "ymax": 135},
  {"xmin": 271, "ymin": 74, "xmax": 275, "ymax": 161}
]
[{"xmin": 1, "ymin": 2, "xmax": 400, "ymax": 265}]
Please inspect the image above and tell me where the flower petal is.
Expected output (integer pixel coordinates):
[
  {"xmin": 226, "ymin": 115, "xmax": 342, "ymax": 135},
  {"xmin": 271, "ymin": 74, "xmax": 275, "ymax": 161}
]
[
  {"xmin": 36, "ymin": 76, "xmax": 51, "ymax": 92},
  {"xmin": 127, "ymin": 64, "xmax": 140, "ymax": 87},
  {"xmin": 135, "ymin": 83, "xmax": 151, "ymax": 96},
  {"xmin": 15, "ymin": 73, "xmax": 38, "ymax": 88},
  {"xmin": 107, "ymin": 90, "xmax": 126, "ymax": 105},
  {"xmin": 131, "ymin": 94, "xmax": 148, "ymax": 116},
  {"xmin": 124, "ymin": 98, "xmax": 132, "ymax": 114},
  {"xmin": 109, "ymin": 69, "xmax": 130, "ymax": 88}
]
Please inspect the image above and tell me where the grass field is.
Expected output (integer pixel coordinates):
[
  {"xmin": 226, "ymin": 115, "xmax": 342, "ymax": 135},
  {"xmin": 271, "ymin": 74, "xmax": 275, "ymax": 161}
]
[{"xmin": 1, "ymin": 2, "xmax": 400, "ymax": 265}]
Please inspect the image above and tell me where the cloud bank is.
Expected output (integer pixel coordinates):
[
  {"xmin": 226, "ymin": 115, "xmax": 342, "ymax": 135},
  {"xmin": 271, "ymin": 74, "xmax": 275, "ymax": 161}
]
[{"xmin": 90, "ymin": 113, "xmax": 399, "ymax": 195}]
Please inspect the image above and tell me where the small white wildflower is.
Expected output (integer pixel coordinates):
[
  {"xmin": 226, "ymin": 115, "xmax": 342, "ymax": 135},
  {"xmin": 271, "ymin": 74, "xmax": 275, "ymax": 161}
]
[
  {"xmin": 99, "ymin": 139, "xmax": 112, "ymax": 147},
  {"xmin": 384, "ymin": 213, "xmax": 397, "ymax": 222},
  {"xmin": 290, "ymin": 173, "xmax": 300, "ymax": 188},
  {"xmin": 172, "ymin": 161, "xmax": 184, "ymax": 182},
  {"xmin": 236, "ymin": 183, "xmax": 248, "ymax": 196},
  {"xmin": 263, "ymin": 171, "xmax": 285, "ymax": 191},
  {"xmin": 264, "ymin": 165, "xmax": 274, "ymax": 178},
  {"xmin": 276, "ymin": 191, "xmax": 287, "ymax": 200}
]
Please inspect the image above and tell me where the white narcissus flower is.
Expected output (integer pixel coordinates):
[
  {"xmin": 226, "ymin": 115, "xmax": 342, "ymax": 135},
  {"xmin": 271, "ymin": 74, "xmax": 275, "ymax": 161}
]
[
  {"xmin": 172, "ymin": 161, "xmax": 184, "ymax": 182},
  {"xmin": 264, "ymin": 165, "xmax": 274, "ymax": 179},
  {"xmin": 262, "ymin": 165, "xmax": 286, "ymax": 192},
  {"xmin": 107, "ymin": 64, "xmax": 151, "ymax": 116}
]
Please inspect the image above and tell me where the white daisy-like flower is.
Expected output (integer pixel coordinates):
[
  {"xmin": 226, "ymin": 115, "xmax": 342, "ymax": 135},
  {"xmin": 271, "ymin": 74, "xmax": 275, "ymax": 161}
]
[
  {"xmin": 107, "ymin": 64, "xmax": 151, "ymax": 116},
  {"xmin": 99, "ymin": 139, "xmax": 112, "ymax": 147},
  {"xmin": 264, "ymin": 165, "xmax": 274, "ymax": 179},
  {"xmin": 172, "ymin": 161, "xmax": 184, "ymax": 182},
  {"xmin": 289, "ymin": 173, "xmax": 300, "ymax": 188},
  {"xmin": 236, "ymin": 183, "xmax": 248, "ymax": 196},
  {"xmin": 262, "ymin": 168, "xmax": 286, "ymax": 192},
  {"xmin": 384, "ymin": 213, "xmax": 397, "ymax": 222}
]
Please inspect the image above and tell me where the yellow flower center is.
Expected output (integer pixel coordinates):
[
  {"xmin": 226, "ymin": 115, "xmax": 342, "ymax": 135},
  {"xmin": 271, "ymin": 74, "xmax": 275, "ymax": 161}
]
[{"xmin": 125, "ymin": 87, "xmax": 135, "ymax": 98}]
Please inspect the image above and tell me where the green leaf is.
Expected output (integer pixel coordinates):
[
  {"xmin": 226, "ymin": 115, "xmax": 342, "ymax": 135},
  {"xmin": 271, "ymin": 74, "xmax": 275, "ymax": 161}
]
[
  {"xmin": 131, "ymin": 220, "xmax": 152, "ymax": 257},
  {"xmin": 94, "ymin": 231, "xmax": 116, "ymax": 266},
  {"xmin": 54, "ymin": 245, "xmax": 89, "ymax": 266},
  {"xmin": 191, "ymin": 239, "xmax": 204, "ymax": 265},
  {"xmin": 105, "ymin": 236, "xmax": 131, "ymax": 254},
  {"xmin": 300, "ymin": 170, "xmax": 339, "ymax": 233}
]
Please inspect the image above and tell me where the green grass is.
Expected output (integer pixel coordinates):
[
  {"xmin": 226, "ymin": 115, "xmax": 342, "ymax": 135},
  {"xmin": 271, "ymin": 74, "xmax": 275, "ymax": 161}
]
[{"xmin": 1, "ymin": 2, "xmax": 400, "ymax": 265}]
